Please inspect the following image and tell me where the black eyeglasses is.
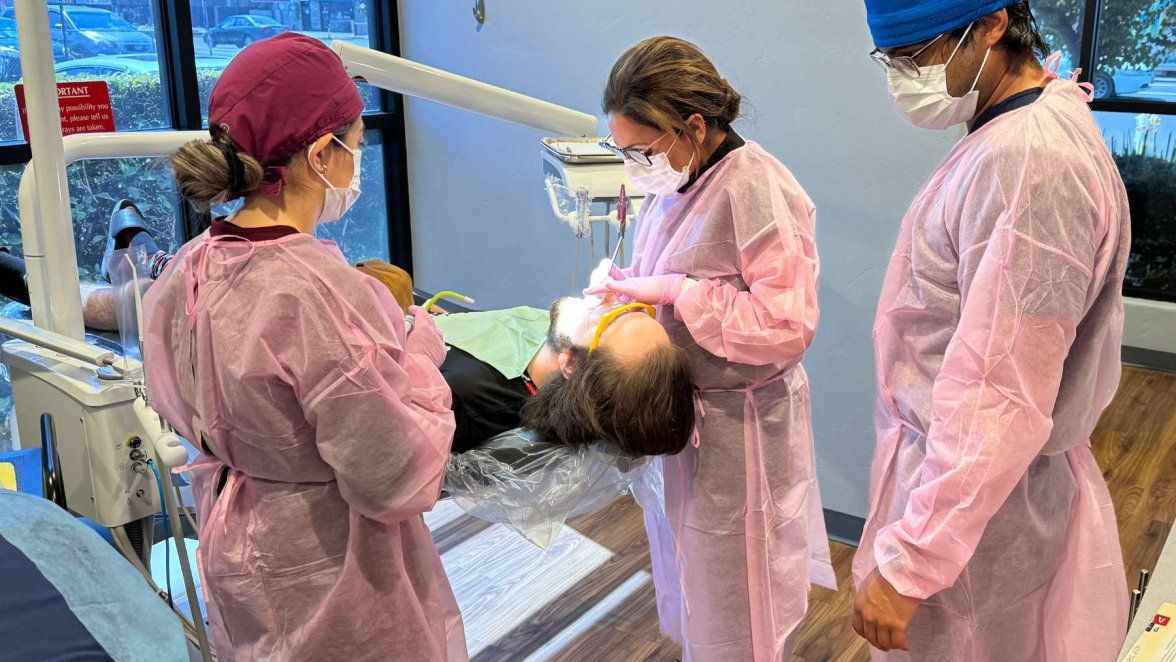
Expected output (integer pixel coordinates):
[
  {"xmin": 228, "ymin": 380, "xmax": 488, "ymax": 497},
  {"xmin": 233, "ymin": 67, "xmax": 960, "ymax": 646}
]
[
  {"xmin": 598, "ymin": 133, "xmax": 671, "ymax": 167},
  {"xmin": 869, "ymin": 33, "xmax": 944, "ymax": 79}
]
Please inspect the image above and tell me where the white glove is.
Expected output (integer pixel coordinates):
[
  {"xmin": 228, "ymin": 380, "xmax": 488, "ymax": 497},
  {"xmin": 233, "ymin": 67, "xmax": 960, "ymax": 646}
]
[{"xmin": 588, "ymin": 258, "xmax": 626, "ymax": 289}]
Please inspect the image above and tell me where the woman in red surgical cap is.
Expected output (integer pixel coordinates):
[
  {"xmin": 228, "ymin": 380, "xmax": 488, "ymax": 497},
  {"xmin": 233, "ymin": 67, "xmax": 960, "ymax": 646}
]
[{"xmin": 142, "ymin": 34, "xmax": 466, "ymax": 661}]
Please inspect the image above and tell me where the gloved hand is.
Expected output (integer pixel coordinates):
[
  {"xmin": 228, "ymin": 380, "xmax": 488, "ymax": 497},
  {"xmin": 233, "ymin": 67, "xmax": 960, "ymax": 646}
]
[
  {"xmin": 584, "ymin": 273, "xmax": 692, "ymax": 306},
  {"xmin": 404, "ymin": 305, "xmax": 447, "ymax": 367},
  {"xmin": 587, "ymin": 258, "xmax": 627, "ymax": 289}
]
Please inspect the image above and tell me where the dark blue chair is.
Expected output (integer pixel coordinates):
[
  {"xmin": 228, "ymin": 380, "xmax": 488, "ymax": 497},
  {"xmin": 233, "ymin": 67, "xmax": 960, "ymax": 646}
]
[{"xmin": 0, "ymin": 448, "xmax": 114, "ymax": 544}]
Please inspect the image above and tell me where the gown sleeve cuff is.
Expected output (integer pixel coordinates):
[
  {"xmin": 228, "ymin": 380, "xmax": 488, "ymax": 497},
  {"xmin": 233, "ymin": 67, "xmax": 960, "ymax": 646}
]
[
  {"xmin": 874, "ymin": 527, "xmax": 944, "ymax": 601},
  {"xmin": 671, "ymin": 276, "xmax": 710, "ymax": 324}
]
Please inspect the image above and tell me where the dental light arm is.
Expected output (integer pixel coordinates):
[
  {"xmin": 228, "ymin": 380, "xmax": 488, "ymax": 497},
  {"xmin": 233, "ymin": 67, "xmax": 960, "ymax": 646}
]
[
  {"xmin": 331, "ymin": 41, "xmax": 598, "ymax": 138},
  {"xmin": 0, "ymin": 317, "xmax": 117, "ymax": 367}
]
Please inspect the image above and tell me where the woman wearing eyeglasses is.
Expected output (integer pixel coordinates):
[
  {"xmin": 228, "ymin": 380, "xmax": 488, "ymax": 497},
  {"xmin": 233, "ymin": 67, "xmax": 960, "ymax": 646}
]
[{"xmin": 589, "ymin": 36, "xmax": 835, "ymax": 661}]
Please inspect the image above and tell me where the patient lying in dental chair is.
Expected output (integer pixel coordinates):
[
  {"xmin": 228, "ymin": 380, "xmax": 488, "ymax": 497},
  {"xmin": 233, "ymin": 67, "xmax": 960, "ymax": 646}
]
[
  {"xmin": 307, "ymin": 254, "xmax": 697, "ymax": 457},
  {"xmin": 435, "ymin": 296, "xmax": 695, "ymax": 457},
  {"xmin": 433, "ymin": 295, "xmax": 697, "ymax": 548}
]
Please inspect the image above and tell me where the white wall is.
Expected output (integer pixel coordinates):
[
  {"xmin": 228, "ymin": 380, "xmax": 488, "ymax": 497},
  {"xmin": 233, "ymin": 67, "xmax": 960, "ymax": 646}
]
[
  {"xmin": 398, "ymin": 1, "xmax": 958, "ymax": 518},
  {"xmin": 1125, "ymin": 298, "xmax": 1176, "ymax": 354}
]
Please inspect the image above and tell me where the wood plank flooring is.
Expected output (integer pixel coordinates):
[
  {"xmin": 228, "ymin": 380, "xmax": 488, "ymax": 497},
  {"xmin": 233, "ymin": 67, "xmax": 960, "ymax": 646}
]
[
  {"xmin": 433, "ymin": 366, "xmax": 1176, "ymax": 661},
  {"xmin": 1093, "ymin": 367, "xmax": 1176, "ymax": 586}
]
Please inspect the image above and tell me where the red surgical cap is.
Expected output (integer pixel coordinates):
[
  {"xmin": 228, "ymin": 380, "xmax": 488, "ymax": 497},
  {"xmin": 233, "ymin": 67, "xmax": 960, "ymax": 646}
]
[{"xmin": 208, "ymin": 32, "xmax": 363, "ymax": 196}]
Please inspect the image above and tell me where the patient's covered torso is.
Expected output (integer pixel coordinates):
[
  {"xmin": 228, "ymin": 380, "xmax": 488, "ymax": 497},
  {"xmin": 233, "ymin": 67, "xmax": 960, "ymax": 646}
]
[
  {"xmin": 435, "ymin": 306, "xmax": 549, "ymax": 452},
  {"xmin": 441, "ymin": 347, "xmax": 530, "ymax": 452}
]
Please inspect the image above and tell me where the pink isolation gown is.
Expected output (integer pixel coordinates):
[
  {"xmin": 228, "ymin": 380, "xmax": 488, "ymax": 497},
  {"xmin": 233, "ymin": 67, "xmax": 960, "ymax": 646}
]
[
  {"xmin": 144, "ymin": 229, "xmax": 467, "ymax": 661},
  {"xmin": 854, "ymin": 74, "xmax": 1130, "ymax": 660}
]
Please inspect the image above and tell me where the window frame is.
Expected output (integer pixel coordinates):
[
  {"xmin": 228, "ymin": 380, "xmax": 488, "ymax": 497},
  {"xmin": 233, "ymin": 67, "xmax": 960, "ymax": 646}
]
[
  {"xmin": 1075, "ymin": 0, "xmax": 1175, "ymax": 116},
  {"xmin": 0, "ymin": 0, "xmax": 412, "ymax": 273}
]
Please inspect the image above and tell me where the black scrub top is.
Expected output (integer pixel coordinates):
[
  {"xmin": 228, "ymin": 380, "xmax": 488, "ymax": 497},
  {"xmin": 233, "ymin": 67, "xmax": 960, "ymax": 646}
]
[
  {"xmin": 440, "ymin": 346, "xmax": 531, "ymax": 453},
  {"xmin": 970, "ymin": 86, "xmax": 1045, "ymax": 134}
]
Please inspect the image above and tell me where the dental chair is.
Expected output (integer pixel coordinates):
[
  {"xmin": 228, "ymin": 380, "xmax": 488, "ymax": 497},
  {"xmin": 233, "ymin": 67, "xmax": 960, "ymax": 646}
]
[{"xmin": 0, "ymin": 484, "xmax": 191, "ymax": 661}]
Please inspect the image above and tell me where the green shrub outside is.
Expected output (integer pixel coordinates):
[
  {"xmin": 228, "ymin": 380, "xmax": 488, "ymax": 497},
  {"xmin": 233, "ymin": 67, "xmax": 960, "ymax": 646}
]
[{"xmin": 1114, "ymin": 138, "xmax": 1176, "ymax": 298}]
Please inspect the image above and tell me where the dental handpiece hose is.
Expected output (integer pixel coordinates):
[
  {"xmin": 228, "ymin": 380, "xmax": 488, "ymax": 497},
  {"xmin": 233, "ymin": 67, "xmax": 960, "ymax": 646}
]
[{"xmin": 424, "ymin": 291, "xmax": 476, "ymax": 313}]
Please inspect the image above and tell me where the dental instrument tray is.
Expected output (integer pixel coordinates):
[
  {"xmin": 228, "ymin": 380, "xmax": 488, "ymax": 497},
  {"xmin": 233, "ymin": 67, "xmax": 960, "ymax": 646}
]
[{"xmin": 541, "ymin": 137, "xmax": 621, "ymax": 164}]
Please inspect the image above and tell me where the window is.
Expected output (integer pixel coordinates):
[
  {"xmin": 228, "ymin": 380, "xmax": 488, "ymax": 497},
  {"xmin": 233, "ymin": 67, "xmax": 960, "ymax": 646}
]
[
  {"xmin": 1092, "ymin": 1, "xmax": 1174, "ymax": 103},
  {"xmin": 193, "ymin": 1, "xmax": 381, "ymax": 118},
  {"xmin": 0, "ymin": 0, "xmax": 166, "ymax": 141},
  {"xmin": 315, "ymin": 129, "xmax": 391, "ymax": 262},
  {"xmin": 0, "ymin": 0, "xmax": 407, "ymax": 270},
  {"xmin": 0, "ymin": 157, "xmax": 181, "ymax": 282},
  {"xmin": 1037, "ymin": 0, "xmax": 1176, "ymax": 301},
  {"xmin": 1098, "ymin": 111, "xmax": 1176, "ymax": 300},
  {"xmin": 0, "ymin": 1, "xmax": 409, "ymax": 450}
]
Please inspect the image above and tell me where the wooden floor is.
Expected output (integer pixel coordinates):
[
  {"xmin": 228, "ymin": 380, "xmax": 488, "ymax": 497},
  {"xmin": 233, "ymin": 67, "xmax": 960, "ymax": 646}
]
[
  {"xmin": 431, "ymin": 366, "xmax": 1176, "ymax": 661},
  {"xmin": 1092, "ymin": 367, "xmax": 1176, "ymax": 587}
]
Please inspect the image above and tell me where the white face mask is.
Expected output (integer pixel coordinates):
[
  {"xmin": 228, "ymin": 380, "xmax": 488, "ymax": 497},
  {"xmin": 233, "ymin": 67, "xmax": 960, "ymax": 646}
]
[
  {"xmin": 887, "ymin": 22, "xmax": 992, "ymax": 130},
  {"xmin": 623, "ymin": 134, "xmax": 693, "ymax": 196},
  {"xmin": 310, "ymin": 135, "xmax": 362, "ymax": 224}
]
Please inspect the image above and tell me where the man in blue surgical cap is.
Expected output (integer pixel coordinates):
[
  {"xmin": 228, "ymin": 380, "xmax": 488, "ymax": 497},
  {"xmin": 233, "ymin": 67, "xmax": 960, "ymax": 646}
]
[{"xmin": 853, "ymin": 0, "xmax": 1130, "ymax": 658}]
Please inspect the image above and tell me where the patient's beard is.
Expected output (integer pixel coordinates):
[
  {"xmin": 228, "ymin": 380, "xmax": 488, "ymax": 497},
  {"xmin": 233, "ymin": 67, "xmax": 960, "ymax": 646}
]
[
  {"xmin": 527, "ymin": 343, "xmax": 561, "ymax": 388},
  {"xmin": 550, "ymin": 296, "xmax": 590, "ymax": 343}
]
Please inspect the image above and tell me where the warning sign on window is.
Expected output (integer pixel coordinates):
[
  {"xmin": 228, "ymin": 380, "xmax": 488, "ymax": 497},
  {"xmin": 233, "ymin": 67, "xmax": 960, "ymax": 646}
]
[{"xmin": 14, "ymin": 81, "xmax": 116, "ymax": 140}]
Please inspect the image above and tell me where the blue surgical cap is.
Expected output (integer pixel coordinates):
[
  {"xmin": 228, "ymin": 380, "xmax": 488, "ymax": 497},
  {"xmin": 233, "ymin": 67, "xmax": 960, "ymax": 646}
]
[{"xmin": 864, "ymin": 0, "xmax": 1020, "ymax": 49}]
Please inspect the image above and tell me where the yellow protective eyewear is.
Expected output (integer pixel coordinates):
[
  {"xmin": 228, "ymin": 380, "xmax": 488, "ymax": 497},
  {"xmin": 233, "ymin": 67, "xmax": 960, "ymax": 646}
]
[{"xmin": 588, "ymin": 303, "xmax": 658, "ymax": 353}]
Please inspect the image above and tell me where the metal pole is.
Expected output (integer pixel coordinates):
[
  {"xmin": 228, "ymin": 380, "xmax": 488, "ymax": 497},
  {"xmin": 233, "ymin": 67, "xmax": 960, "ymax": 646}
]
[{"xmin": 15, "ymin": 0, "xmax": 86, "ymax": 339}]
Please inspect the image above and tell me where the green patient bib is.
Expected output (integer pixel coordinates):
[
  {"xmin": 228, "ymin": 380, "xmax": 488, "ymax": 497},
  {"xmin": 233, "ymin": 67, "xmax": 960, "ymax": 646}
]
[{"xmin": 433, "ymin": 306, "xmax": 551, "ymax": 379}]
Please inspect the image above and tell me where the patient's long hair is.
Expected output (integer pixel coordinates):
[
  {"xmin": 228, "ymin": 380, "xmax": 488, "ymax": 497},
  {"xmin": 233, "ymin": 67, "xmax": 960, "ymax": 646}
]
[{"xmin": 521, "ymin": 333, "xmax": 696, "ymax": 456}]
